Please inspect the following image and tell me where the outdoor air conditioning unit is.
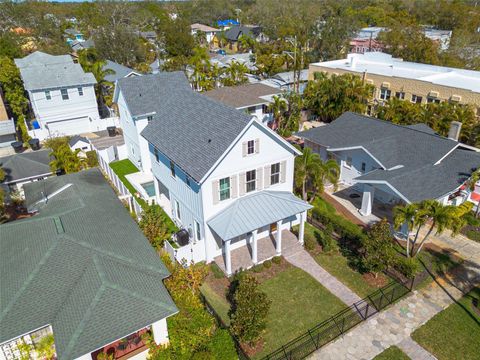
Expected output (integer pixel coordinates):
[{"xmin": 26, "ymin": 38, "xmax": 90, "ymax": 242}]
[
  {"xmin": 381, "ymin": 82, "xmax": 390, "ymax": 89},
  {"xmin": 450, "ymin": 94, "xmax": 462, "ymax": 102}
]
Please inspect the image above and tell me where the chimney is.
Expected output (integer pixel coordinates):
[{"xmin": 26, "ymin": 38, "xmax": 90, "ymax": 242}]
[{"xmin": 448, "ymin": 121, "xmax": 462, "ymax": 141}]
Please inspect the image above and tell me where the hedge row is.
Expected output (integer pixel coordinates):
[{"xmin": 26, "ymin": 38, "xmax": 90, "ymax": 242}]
[{"xmin": 310, "ymin": 206, "xmax": 366, "ymax": 242}]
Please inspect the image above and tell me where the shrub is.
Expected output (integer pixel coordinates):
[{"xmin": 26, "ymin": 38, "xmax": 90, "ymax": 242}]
[
  {"xmin": 318, "ymin": 231, "xmax": 338, "ymax": 253},
  {"xmin": 272, "ymin": 256, "xmax": 282, "ymax": 264},
  {"xmin": 252, "ymin": 264, "xmax": 263, "ymax": 273},
  {"xmin": 311, "ymin": 206, "xmax": 365, "ymax": 242},
  {"xmin": 263, "ymin": 260, "xmax": 272, "ymax": 269},
  {"xmin": 230, "ymin": 274, "xmax": 271, "ymax": 345},
  {"xmin": 304, "ymin": 233, "xmax": 317, "ymax": 251},
  {"xmin": 211, "ymin": 262, "xmax": 225, "ymax": 279},
  {"xmin": 395, "ymin": 257, "xmax": 421, "ymax": 279},
  {"xmin": 362, "ymin": 219, "xmax": 397, "ymax": 277},
  {"xmin": 466, "ymin": 230, "xmax": 480, "ymax": 242},
  {"xmin": 86, "ymin": 150, "xmax": 98, "ymax": 167},
  {"xmin": 139, "ymin": 204, "xmax": 178, "ymax": 250}
]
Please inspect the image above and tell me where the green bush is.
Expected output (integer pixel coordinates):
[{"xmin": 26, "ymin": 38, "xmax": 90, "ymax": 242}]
[
  {"xmin": 318, "ymin": 231, "xmax": 338, "ymax": 253},
  {"xmin": 311, "ymin": 206, "xmax": 366, "ymax": 242},
  {"xmin": 86, "ymin": 150, "xmax": 98, "ymax": 167},
  {"xmin": 466, "ymin": 230, "xmax": 480, "ymax": 242},
  {"xmin": 304, "ymin": 232, "xmax": 317, "ymax": 251},
  {"xmin": 211, "ymin": 263, "xmax": 225, "ymax": 279},
  {"xmin": 263, "ymin": 260, "xmax": 272, "ymax": 269},
  {"xmin": 252, "ymin": 264, "xmax": 263, "ymax": 273},
  {"xmin": 272, "ymin": 256, "xmax": 282, "ymax": 264},
  {"xmin": 395, "ymin": 257, "xmax": 421, "ymax": 279},
  {"xmin": 463, "ymin": 211, "xmax": 480, "ymax": 227}
]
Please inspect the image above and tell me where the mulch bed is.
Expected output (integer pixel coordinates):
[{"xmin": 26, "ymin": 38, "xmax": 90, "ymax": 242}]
[
  {"xmin": 363, "ymin": 272, "xmax": 390, "ymax": 288},
  {"xmin": 249, "ymin": 258, "xmax": 292, "ymax": 284}
]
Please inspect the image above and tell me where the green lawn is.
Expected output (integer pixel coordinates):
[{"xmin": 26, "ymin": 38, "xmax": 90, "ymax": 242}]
[
  {"xmin": 109, "ymin": 159, "xmax": 147, "ymax": 208},
  {"xmin": 201, "ymin": 281, "xmax": 231, "ymax": 327},
  {"xmin": 254, "ymin": 267, "xmax": 347, "ymax": 359},
  {"xmin": 412, "ymin": 287, "xmax": 480, "ymax": 360},
  {"xmin": 373, "ymin": 346, "xmax": 410, "ymax": 360},
  {"xmin": 314, "ymin": 250, "xmax": 389, "ymax": 298}
]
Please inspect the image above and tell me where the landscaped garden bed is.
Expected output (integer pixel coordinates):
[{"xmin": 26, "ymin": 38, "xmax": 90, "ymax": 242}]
[
  {"xmin": 461, "ymin": 211, "xmax": 480, "ymax": 242},
  {"xmin": 411, "ymin": 287, "xmax": 480, "ymax": 360},
  {"xmin": 200, "ymin": 259, "xmax": 346, "ymax": 359}
]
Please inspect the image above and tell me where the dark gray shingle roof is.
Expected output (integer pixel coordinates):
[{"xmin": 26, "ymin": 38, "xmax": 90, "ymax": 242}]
[
  {"xmin": 298, "ymin": 112, "xmax": 479, "ymax": 202},
  {"xmin": 103, "ymin": 60, "xmax": 140, "ymax": 83},
  {"xmin": 118, "ymin": 72, "xmax": 253, "ymax": 182},
  {"xmin": 0, "ymin": 150, "xmax": 52, "ymax": 184},
  {"xmin": 0, "ymin": 169, "xmax": 177, "ymax": 359},
  {"xmin": 224, "ymin": 25, "xmax": 262, "ymax": 41}
]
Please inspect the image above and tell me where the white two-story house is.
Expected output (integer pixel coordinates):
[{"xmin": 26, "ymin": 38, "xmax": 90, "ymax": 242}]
[
  {"xmin": 115, "ymin": 73, "xmax": 311, "ymax": 275},
  {"xmin": 15, "ymin": 51, "xmax": 104, "ymax": 140}
]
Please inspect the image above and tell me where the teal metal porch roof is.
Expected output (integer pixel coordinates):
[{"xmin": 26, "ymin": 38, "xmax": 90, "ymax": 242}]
[{"xmin": 207, "ymin": 191, "xmax": 312, "ymax": 241}]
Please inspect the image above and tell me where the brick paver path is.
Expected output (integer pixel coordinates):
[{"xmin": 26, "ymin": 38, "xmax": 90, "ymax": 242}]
[
  {"xmin": 397, "ymin": 337, "xmax": 437, "ymax": 360},
  {"xmin": 308, "ymin": 233, "xmax": 480, "ymax": 360},
  {"xmin": 284, "ymin": 246, "xmax": 363, "ymax": 306}
]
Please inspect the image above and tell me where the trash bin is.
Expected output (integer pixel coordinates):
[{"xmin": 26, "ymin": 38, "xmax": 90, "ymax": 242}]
[
  {"xmin": 11, "ymin": 141, "xmax": 23, "ymax": 153},
  {"xmin": 28, "ymin": 138, "xmax": 40, "ymax": 150},
  {"xmin": 107, "ymin": 126, "xmax": 116, "ymax": 137}
]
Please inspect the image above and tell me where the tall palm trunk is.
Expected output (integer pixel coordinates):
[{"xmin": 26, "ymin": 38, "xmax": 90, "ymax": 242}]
[{"xmin": 414, "ymin": 222, "xmax": 435, "ymax": 257}]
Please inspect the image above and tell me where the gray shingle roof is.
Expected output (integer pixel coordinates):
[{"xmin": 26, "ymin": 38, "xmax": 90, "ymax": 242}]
[
  {"xmin": 103, "ymin": 60, "xmax": 140, "ymax": 83},
  {"xmin": 69, "ymin": 135, "xmax": 89, "ymax": 147},
  {"xmin": 203, "ymin": 83, "xmax": 281, "ymax": 108},
  {"xmin": 117, "ymin": 72, "xmax": 253, "ymax": 182},
  {"xmin": 208, "ymin": 191, "xmax": 312, "ymax": 240},
  {"xmin": 0, "ymin": 169, "xmax": 177, "ymax": 359},
  {"xmin": 0, "ymin": 150, "xmax": 52, "ymax": 184},
  {"xmin": 224, "ymin": 25, "xmax": 262, "ymax": 41},
  {"xmin": 298, "ymin": 112, "xmax": 480, "ymax": 202},
  {"xmin": 15, "ymin": 51, "xmax": 97, "ymax": 91}
]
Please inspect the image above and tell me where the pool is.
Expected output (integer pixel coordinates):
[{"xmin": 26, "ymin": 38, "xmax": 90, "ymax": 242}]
[{"xmin": 141, "ymin": 181, "xmax": 156, "ymax": 197}]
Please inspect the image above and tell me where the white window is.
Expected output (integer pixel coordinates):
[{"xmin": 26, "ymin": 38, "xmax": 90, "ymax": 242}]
[
  {"xmin": 78, "ymin": 87, "xmax": 83, "ymax": 96},
  {"xmin": 411, "ymin": 94, "xmax": 422, "ymax": 104},
  {"xmin": 395, "ymin": 91, "xmax": 405, "ymax": 100},
  {"xmin": 247, "ymin": 140, "xmax": 255, "ymax": 155},
  {"xmin": 380, "ymin": 88, "xmax": 391, "ymax": 100},
  {"xmin": 345, "ymin": 157, "xmax": 352, "ymax": 168},
  {"xmin": 270, "ymin": 163, "xmax": 280, "ymax": 185},
  {"xmin": 246, "ymin": 170, "xmax": 256, "ymax": 192},
  {"xmin": 61, "ymin": 88, "xmax": 69, "ymax": 100},
  {"xmin": 195, "ymin": 220, "xmax": 201, "ymax": 241},
  {"xmin": 175, "ymin": 200, "xmax": 181, "ymax": 220},
  {"xmin": 154, "ymin": 148, "xmax": 159, "ymax": 162},
  {"xmin": 219, "ymin": 177, "xmax": 230, "ymax": 201},
  {"xmin": 45, "ymin": 90, "xmax": 51, "ymax": 100}
]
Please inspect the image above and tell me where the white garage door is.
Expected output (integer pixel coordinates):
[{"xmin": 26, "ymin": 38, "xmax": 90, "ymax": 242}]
[{"xmin": 46, "ymin": 117, "xmax": 91, "ymax": 137}]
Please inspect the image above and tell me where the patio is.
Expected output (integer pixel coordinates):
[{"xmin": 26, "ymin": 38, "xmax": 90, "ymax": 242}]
[{"xmin": 214, "ymin": 230, "xmax": 300, "ymax": 274}]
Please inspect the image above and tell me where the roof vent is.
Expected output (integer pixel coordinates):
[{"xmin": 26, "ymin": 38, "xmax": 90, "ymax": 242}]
[
  {"xmin": 208, "ymin": 139, "xmax": 212, "ymax": 143},
  {"xmin": 53, "ymin": 217, "xmax": 65, "ymax": 234},
  {"xmin": 448, "ymin": 121, "xmax": 462, "ymax": 141}
]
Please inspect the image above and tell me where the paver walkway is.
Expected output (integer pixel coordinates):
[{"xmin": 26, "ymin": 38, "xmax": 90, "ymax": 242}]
[
  {"xmin": 284, "ymin": 246, "xmax": 363, "ymax": 306},
  {"xmin": 397, "ymin": 338, "xmax": 437, "ymax": 360},
  {"xmin": 308, "ymin": 246, "xmax": 480, "ymax": 360}
]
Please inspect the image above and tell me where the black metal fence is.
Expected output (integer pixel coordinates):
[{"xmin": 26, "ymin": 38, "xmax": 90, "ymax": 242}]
[{"xmin": 260, "ymin": 279, "xmax": 411, "ymax": 360}]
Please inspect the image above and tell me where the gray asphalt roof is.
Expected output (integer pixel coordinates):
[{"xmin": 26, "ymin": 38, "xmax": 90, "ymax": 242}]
[
  {"xmin": 203, "ymin": 83, "xmax": 281, "ymax": 108},
  {"xmin": 69, "ymin": 135, "xmax": 89, "ymax": 147},
  {"xmin": 298, "ymin": 112, "xmax": 479, "ymax": 202},
  {"xmin": 224, "ymin": 25, "xmax": 262, "ymax": 41},
  {"xmin": 0, "ymin": 169, "xmax": 177, "ymax": 359},
  {"xmin": 104, "ymin": 60, "xmax": 140, "ymax": 83},
  {"xmin": 118, "ymin": 72, "xmax": 253, "ymax": 182},
  {"xmin": 208, "ymin": 191, "xmax": 312, "ymax": 240},
  {"xmin": 15, "ymin": 51, "xmax": 97, "ymax": 91},
  {"xmin": 0, "ymin": 150, "xmax": 52, "ymax": 184}
]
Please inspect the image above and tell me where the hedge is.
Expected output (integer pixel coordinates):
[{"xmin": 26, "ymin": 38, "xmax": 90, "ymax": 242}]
[{"xmin": 310, "ymin": 206, "xmax": 366, "ymax": 242}]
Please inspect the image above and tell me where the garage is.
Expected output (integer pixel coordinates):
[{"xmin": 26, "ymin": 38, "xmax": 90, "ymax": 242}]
[{"xmin": 46, "ymin": 117, "xmax": 92, "ymax": 137}]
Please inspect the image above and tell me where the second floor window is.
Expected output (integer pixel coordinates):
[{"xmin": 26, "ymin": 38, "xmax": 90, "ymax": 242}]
[
  {"xmin": 45, "ymin": 91, "xmax": 51, "ymax": 100},
  {"xmin": 170, "ymin": 161, "xmax": 175, "ymax": 177},
  {"xmin": 379, "ymin": 88, "xmax": 391, "ymax": 100},
  {"xmin": 78, "ymin": 87, "xmax": 83, "ymax": 96},
  {"xmin": 395, "ymin": 91, "xmax": 405, "ymax": 100},
  {"xmin": 154, "ymin": 148, "xmax": 159, "ymax": 162},
  {"xmin": 427, "ymin": 97, "xmax": 441, "ymax": 104},
  {"xmin": 61, "ymin": 88, "xmax": 69, "ymax": 100},
  {"xmin": 411, "ymin": 94, "xmax": 422, "ymax": 104},
  {"xmin": 247, "ymin": 140, "xmax": 255, "ymax": 155},
  {"xmin": 246, "ymin": 170, "xmax": 256, "ymax": 193},
  {"xmin": 219, "ymin": 177, "xmax": 230, "ymax": 201},
  {"xmin": 271, "ymin": 163, "xmax": 280, "ymax": 185}
]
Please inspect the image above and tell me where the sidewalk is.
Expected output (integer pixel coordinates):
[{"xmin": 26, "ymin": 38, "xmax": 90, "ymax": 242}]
[
  {"xmin": 308, "ymin": 256, "xmax": 480, "ymax": 360},
  {"xmin": 284, "ymin": 245, "xmax": 363, "ymax": 306}
]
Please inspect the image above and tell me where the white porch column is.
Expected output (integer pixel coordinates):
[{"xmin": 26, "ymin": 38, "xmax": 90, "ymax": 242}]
[
  {"xmin": 299, "ymin": 211, "xmax": 306, "ymax": 245},
  {"xmin": 276, "ymin": 220, "xmax": 282, "ymax": 255},
  {"xmin": 225, "ymin": 239, "xmax": 232, "ymax": 276},
  {"xmin": 359, "ymin": 184, "xmax": 375, "ymax": 216},
  {"xmin": 252, "ymin": 230, "xmax": 258, "ymax": 264},
  {"xmin": 152, "ymin": 318, "xmax": 169, "ymax": 345}
]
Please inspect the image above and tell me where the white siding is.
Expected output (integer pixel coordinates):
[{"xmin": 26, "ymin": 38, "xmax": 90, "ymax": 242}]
[{"xmin": 117, "ymin": 91, "xmax": 142, "ymax": 169}]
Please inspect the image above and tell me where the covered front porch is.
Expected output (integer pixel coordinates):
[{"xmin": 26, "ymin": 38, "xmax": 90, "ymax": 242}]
[
  {"xmin": 207, "ymin": 191, "xmax": 312, "ymax": 276},
  {"xmin": 214, "ymin": 230, "xmax": 300, "ymax": 275}
]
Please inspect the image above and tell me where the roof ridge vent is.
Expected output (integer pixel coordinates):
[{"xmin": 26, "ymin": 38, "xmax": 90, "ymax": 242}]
[{"xmin": 53, "ymin": 216, "xmax": 65, "ymax": 234}]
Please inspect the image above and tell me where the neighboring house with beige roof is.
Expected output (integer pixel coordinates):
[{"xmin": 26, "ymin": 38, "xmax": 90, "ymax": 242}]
[
  {"xmin": 309, "ymin": 52, "xmax": 480, "ymax": 118},
  {"xmin": 203, "ymin": 83, "xmax": 282, "ymax": 125},
  {"xmin": 190, "ymin": 23, "xmax": 219, "ymax": 44}
]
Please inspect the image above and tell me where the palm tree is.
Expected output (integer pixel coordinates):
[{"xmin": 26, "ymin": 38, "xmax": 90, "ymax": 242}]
[
  {"xmin": 393, "ymin": 203, "xmax": 419, "ymax": 257},
  {"xmin": 222, "ymin": 60, "xmax": 248, "ymax": 86},
  {"xmin": 294, "ymin": 147, "xmax": 339, "ymax": 201},
  {"xmin": 468, "ymin": 169, "xmax": 480, "ymax": 217},
  {"xmin": 267, "ymin": 95, "xmax": 287, "ymax": 130}
]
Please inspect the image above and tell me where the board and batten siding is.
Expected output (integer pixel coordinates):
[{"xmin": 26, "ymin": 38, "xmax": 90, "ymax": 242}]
[{"xmin": 117, "ymin": 90, "xmax": 143, "ymax": 169}]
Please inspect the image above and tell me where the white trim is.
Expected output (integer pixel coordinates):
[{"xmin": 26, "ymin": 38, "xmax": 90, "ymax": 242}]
[
  {"xmin": 353, "ymin": 179, "xmax": 411, "ymax": 203},
  {"xmin": 199, "ymin": 119, "xmax": 301, "ymax": 184},
  {"xmin": 3, "ymin": 172, "xmax": 53, "ymax": 185},
  {"xmin": 0, "ymin": 324, "xmax": 51, "ymax": 347},
  {"xmin": 434, "ymin": 144, "xmax": 459, "ymax": 165},
  {"xmin": 327, "ymin": 146, "xmax": 386, "ymax": 169}
]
